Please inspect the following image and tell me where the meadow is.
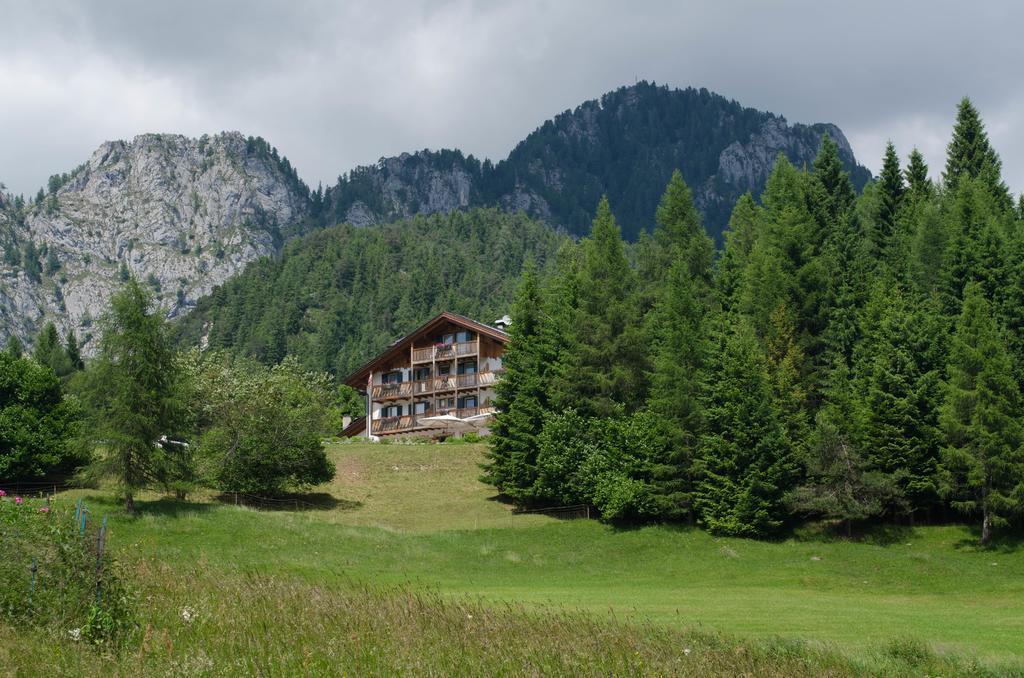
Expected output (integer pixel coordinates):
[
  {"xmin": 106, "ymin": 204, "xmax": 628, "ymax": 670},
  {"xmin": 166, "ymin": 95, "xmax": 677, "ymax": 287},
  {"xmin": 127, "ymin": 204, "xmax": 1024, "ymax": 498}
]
[{"xmin": 2, "ymin": 440, "xmax": 1022, "ymax": 675}]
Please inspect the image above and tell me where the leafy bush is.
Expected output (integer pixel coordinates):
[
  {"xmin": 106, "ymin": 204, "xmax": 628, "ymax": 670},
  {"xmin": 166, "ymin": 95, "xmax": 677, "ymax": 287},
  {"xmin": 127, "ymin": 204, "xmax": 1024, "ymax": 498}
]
[
  {"xmin": 185, "ymin": 352, "xmax": 336, "ymax": 495},
  {"xmin": 0, "ymin": 494, "xmax": 134, "ymax": 646},
  {"xmin": 533, "ymin": 410, "xmax": 662, "ymax": 521},
  {"xmin": 0, "ymin": 353, "xmax": 83, "ymax": 481}
]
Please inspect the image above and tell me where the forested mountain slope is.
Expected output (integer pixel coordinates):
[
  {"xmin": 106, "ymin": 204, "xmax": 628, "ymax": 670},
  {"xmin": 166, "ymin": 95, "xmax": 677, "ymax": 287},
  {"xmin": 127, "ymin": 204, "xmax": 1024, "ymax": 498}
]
[
  {"xmin": 324, "ymin": 82, "xmax": 870, "ymax": 241},
  {"xmin": 0, "ymin": 81, "xmax": 867, "ymax": 353},
  {"xmin": 172, "ymin": 209, "xmax": 564, "ymax": 377}
]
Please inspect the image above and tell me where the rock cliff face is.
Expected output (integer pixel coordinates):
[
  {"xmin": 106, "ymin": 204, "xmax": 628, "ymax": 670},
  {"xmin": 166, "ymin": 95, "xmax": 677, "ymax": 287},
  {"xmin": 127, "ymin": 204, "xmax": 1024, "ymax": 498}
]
[
  {"xmin": 0, "ymin": 132, "xmax": 309, "ymax": 351},
  {"xmin": 325, "ymin": 82, "xmax": 870, "ymax": 241}
]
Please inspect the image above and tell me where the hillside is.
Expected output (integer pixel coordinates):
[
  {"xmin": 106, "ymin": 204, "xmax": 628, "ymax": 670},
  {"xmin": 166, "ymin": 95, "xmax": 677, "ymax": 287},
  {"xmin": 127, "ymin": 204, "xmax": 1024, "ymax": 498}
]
[
  {"xmin": 5, "ymin": 441, "xmax": 1021, "ymax": 674},
  {"xmin": 325, "ymin": 82, "xmax": 870, "ymax": 241},
  {"xmin": 0, "ymin": 133, "xmax": 310, "ymax": 351},
  {"xmin": 172, "ymin": 208, "xmax": 564, "ymax": 376}
]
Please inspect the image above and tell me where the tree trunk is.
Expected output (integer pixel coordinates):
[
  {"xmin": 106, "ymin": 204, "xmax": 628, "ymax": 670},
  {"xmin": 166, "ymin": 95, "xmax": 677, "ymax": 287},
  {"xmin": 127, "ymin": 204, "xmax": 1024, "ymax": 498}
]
[
  {"xmin": 125, "ymin": 492, "xmax": 135, "ymax": 514},
  {"xmin": 846, "ymin": 519, "xmax": 852, "ymax": 538},
  {"xmin": 980, "ymin": 508, "xmax": 992, "ymax": 546}
]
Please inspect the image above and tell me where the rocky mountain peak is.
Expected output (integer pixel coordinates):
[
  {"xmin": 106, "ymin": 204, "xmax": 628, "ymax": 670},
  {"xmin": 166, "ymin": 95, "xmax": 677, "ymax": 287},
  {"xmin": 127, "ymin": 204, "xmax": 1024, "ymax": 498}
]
[{"xmin": 0, "ymin": 131, "xmax": 310, "ymax": 352}]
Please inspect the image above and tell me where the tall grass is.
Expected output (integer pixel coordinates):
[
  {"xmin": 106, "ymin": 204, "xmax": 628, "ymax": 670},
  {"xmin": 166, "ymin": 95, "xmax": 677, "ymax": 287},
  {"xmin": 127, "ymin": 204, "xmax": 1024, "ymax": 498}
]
[{"xmin": 3, "ymin": 563, "xmax": 1012, "ymax": 676}]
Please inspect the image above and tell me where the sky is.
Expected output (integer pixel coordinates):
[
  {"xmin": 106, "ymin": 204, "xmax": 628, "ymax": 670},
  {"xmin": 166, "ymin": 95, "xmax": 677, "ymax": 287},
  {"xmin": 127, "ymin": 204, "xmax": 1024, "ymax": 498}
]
[{"xmin": 1, "ymin": 0, "xmax": 1022, "ymax": 198}]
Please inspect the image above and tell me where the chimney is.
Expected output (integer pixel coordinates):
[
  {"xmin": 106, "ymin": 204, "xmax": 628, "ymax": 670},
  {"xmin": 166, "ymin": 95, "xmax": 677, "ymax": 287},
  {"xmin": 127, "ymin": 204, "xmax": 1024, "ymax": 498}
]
[{"xmin": 494, "ymin": 314, "xmax": 512, "ymax": 330}]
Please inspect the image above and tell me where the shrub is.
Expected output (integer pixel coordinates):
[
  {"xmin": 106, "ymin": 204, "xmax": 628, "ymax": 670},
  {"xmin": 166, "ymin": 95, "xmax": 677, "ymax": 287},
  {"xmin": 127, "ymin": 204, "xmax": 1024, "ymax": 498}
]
[
  {"xmin": 0, "ymin": 494, "xmax": 135, "ymax": 646},
  {"xmin": 0, "ymin": 353, "xmax": 83, "ymax": 481},
  {"xmin": 185, "ymin": 352, "xmax": 336, "ymax": 495}
]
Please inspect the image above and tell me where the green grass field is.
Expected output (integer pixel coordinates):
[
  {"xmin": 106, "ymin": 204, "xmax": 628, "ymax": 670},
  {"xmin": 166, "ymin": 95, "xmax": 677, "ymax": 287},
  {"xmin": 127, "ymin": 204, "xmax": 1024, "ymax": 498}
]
[{"xmin": 3, "ymin": 440, "xmax": 1023, "ymax": 675}]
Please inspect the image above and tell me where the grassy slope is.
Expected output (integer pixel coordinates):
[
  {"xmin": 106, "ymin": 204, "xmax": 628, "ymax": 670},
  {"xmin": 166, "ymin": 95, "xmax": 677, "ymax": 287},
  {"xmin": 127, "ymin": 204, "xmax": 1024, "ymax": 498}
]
[{"xmin": 4, "ymin": 441, "xmax": 1023, "ymax": 674}]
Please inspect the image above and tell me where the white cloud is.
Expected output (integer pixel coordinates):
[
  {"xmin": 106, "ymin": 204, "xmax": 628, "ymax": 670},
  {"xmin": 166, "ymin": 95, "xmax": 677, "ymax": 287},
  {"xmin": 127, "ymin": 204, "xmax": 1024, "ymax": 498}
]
[{"xmin": 1, "ymin": 1, "xmax": 1022, "ymax": 198}]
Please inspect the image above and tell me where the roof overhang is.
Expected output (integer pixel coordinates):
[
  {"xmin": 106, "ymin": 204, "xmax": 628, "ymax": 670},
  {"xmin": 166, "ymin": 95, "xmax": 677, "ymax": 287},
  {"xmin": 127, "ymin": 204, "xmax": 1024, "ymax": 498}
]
[{"xmin": 342, "ymin": 312, "xmax": 509, "ymax": 390}]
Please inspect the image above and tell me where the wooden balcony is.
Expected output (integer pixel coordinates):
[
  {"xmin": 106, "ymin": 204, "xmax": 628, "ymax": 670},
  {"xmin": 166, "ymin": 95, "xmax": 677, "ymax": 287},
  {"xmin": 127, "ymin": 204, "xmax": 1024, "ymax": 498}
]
[
  {"xmin": 371, "ymin": 382, "xmax": 412, "ymax": 400},
  {"xmin": 373, "ymin": 371, "xmax": 503, "ymax": 400},
  {"xmin": 411, "ymin": 340, "xmax": 478, "ymax": 363},
  {"xmin": 370, "ymin": 406, "xmax": 498, "ymax": 435}
]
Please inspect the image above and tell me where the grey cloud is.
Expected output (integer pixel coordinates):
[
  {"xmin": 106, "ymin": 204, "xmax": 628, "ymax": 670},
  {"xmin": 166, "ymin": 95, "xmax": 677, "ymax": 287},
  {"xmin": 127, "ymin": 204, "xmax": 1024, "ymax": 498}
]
[{"xmin": 2, "ymin": 0, "xmax": 1022, "ymax": 198}]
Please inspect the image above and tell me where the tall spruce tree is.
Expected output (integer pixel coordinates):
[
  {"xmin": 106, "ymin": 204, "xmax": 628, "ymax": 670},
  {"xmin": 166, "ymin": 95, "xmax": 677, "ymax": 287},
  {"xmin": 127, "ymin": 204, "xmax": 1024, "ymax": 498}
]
[
  {"xmin": 77, "ymin": 279, "xmax": 186, "ymax": 513},
  {"xmin": 33, "ymin": 321, "xmax": 73, "ymax": 377},
  {"xmin": 65, "ymin": 329, "xmax": 84, "ymax": 372},
  {"xmin": 552, "ymin": 197, "xmax": 645, "ymax": 416},
  {"xmin": 5, "ymin": 334, "xmax": 23, "ymax": 358},
  {"xmin": 717, "ymin": 192, "xmax": 762, "ymax": 312},
  {"xmin": 645, "ymin": 255, "xmax": 709, "ymax": 520},
  {"xmin": 856, "ymin": 284, "xmax": 940, "ymax": 519},
  {"xmin": 653, "ymin": 170, "xmax": 714, "ymax": 285},
  {"xmin": 939, "ymin": 283, "xmax": 1024, "ymax": 544},
  {"xmin": 695, "ymin": 319, "xmax": 798, "ymax": 537},
  {"xmin": 482, "ymin": 262, "xmax": 551, "ymax": 503},
  {"xmin": 943, "ymin": 97, "xmax": 1011, "ymax": 210},
  {"xmin": 875, "ymin": 141, "xmax": 905, "ymax": 256},
  {"xmin": 905, "ymin": 148, "xmax": 933, "ymax": 200},
  {"xmin": 810, "ymin": 134, "xmax": 857, "ymax": 240}
]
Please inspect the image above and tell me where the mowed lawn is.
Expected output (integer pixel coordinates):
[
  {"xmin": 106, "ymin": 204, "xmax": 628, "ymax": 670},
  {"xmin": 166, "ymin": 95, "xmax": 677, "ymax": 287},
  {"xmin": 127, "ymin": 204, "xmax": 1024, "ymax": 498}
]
[{"xmin": 67, "ymin": 441, "xmax": 1024, "ymax": 664}]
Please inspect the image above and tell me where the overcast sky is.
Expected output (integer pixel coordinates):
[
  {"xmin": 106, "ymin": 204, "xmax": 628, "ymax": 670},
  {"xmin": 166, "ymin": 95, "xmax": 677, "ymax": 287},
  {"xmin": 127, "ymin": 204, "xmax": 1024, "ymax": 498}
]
[{"xmin": 1, "ymin": 1, "xmax": 1022, "ymax": 198}]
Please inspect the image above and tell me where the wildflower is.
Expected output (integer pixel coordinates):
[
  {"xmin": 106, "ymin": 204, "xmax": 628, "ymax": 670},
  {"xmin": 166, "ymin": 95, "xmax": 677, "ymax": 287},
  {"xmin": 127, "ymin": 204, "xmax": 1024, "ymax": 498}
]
[
  {"xmin": 38, "ymin": 506, "xmax": 50, "ymax": 514},
  {"xmin": 68, "ymin": 628, "xmax": 82, "ymax": 642},
  {"xmin": 683, "ymin": 648, "xmax": 691, "ymax": 656},
  {"xmin": 181, "ymin": 607, "xmax": 195, "ymax": 623},
  {"xmin": 0, "ymin": 489, "xmax": 6, "ymax": 497},
  {"xmin": 14, "ymin": 496, "xmax": 22, "ymax": 505}
]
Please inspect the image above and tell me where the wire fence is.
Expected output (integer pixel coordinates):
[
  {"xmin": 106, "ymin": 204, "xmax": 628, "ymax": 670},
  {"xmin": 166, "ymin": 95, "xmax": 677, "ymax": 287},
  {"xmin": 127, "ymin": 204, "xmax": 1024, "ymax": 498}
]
[
  {"xmin": 513, "ymin": 504, "xmax": 591, "ymax": 520},
  {"xmin": 0, "ymin": 480, "xmax": 78, "ymax": 498},
  {"xmin": 220, "ymin": 492, "xmax": 331, "ymax": 511}
]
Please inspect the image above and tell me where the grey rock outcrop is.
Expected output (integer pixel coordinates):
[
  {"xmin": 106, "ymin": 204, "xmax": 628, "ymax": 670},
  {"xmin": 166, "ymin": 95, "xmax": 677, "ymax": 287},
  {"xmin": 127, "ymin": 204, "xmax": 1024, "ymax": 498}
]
[{"xmin": 0, "ymin": 132, "xmax": 309, "ymax": 351}]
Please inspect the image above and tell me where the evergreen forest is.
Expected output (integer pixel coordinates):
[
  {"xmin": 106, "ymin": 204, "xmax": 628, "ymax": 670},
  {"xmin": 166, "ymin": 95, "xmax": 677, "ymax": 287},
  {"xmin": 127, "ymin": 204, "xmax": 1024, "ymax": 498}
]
[{"xmin": 484, "ymin": 98, "xmax": 1024, "ymax": 543}]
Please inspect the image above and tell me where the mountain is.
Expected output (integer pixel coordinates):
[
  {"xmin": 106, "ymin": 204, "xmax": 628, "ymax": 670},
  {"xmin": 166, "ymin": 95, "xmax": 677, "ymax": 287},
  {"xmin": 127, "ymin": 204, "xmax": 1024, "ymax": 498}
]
[
  {"xmin": 0, "ymin": 81, "xmax": 871, "ymax": 352},
  {"xmin": 0, "ymin": 132, "xmax": 310, "ymax": 350},
  {"xmin": 323, "ymin": 82, "xmax": 871, "ymax": 241},
  {"xmin": 172, "ymin": 209, "xmax": 564, "ymax": 377}
]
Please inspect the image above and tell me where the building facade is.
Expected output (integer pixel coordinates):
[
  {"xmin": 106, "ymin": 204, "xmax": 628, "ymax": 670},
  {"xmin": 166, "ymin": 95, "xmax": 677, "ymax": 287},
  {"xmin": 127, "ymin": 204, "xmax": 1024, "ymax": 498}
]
[{"xmin": 342, "ymin": 312, "xmax": 509, "ymax": 439}]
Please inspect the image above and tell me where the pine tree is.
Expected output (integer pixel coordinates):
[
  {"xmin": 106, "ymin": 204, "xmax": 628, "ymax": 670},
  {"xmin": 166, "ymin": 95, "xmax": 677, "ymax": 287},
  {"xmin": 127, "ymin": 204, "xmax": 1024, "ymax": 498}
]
[
  {"xmin": 810, "ymin": 134, "xmax": 857, "ymax": 240},
  {"xmin": 716, "ymin": 193, "xmax": 761, "ymax": 312},
  {"xmin": 553, "ymin": 197, "xmax": 645, "ymax": 416},
  {"xmin": 905, "ymin": 148, "xmax": 932, "ymax": 200},
  {"xmin": 5, "ymin": 334, "xmax": 23, "ymax": 358},
  {"xmin": 482, "ymin": 262, "xmax": 552, "ymax": 503},
  {"xmin": 875, "ymin": 141, "xmax": 905, "ymax": 254},
  {"xmin": 653, "ymin": 170, "xmax": 713, "ymax": 285},
  {"xmin": 695, "ymin": 319, "xmax": 798, "ymax": 537},
  {"xmin": 65, "ymin": 328, "xmax": 84, "ymax": 371},
  {"xmin": 939, "ymin": 283, "xmax": 1024, "ymax": 544},
  {"xmin": 645, "ymin": 255, "xmax": 709, "ymax": 520},
  {"xmin": 787, "ymin": 362, "xmax": 898, "ymax": 535},
  {"xmin": 78, "ymin": 280, "xmax": 186, "ymax": 513},
  {"xmin": 943, "ymin": 97, "xmax": 1011, "ymax": 210},
  {"xmin": 33, "ymin": 321, "xmax": 73, "ymax": 377},
  {"xmin": 856, "ymin": 284, "xmax": 940, "ymax": 518},
  {"xmin": 939, "ymin": 177, "xmax": 1006, "ymax": 316}
]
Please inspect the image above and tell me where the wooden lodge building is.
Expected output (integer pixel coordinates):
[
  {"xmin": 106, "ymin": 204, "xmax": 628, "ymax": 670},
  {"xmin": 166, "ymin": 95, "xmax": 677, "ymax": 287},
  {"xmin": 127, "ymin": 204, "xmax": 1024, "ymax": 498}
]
[{"xmin": 341, "ymin": 312, "xmax": 509, "ymax": 439}]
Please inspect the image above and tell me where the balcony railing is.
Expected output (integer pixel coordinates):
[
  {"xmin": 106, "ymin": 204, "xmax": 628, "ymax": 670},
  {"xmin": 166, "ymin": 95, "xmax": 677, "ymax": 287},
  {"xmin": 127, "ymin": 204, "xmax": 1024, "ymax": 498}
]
[
  {"xmin": 411, "ymin": 340, "xmax": 478, "ymax": 363},
  {"xmin": 371, "ymin": 382, "xmax": 412, "ymax": 400},
  {"xmin": 374, "ymin": 370, "xmax": 502, "ymax": 400},
  {"xmin": 370, "ymin": 406, "xmax": 498, "ymax": 435}
]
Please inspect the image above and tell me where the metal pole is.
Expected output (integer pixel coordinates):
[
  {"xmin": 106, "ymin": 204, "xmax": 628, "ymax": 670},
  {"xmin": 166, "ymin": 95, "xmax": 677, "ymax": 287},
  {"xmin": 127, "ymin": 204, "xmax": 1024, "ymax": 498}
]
[
  {"xmin": 95, "ymin": 517, "xmax": 107, "ymax": 605},
  {"xmin": 29, "ymin": 558, "xmax": 37, "ymax": 608}
]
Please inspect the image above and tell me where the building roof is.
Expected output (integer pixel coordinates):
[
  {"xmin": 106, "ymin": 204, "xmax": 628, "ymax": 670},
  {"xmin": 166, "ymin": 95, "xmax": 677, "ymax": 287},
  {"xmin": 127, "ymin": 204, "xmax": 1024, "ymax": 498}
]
[{"xmin": 342, "ymin": 311, "xmax": 509, "ymax": 390}]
